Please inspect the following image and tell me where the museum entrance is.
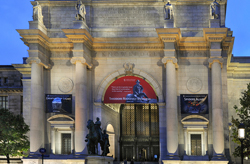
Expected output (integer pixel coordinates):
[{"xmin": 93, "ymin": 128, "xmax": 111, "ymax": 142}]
[{"xmin": 120, "ymin": 104, "xmax": 159, "ymax": 162}]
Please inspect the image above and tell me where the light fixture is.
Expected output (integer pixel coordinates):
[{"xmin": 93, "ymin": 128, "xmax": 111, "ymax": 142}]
[{"xmin": 238, "ymin": 123, "xmax": 245, "ymax": 139}]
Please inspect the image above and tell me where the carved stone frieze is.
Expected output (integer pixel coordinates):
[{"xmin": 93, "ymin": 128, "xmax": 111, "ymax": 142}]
[
  {"xmin": 162, "ymin": 57, "xmax": 178, "ymax": 68},
  {"xmin": 97, "ymin": 51, "xmax": 163, "ymax": 58},
  {"xmin": 58, "ymin": 77, "xmax": 74, "ymax": 93},
  {"xmin": 186, "ymin": 77, "xmax": 203, "ymax": 93},
  {"xmin": 123, "ymin": 62, "xmax": 135, "ymax": 75},
  {"xmin": 208, "ymin": 57, "xmax": 224, "ymax": 68}
]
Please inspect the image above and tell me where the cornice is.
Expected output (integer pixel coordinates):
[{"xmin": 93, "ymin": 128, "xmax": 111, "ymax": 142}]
[
  {"xmin": 203, "ymin": 28, "xmax": 228, "ymax": 42},
  {"xmin": 12, "ymin": 64, "xmax": 31, "ymax": 75}
]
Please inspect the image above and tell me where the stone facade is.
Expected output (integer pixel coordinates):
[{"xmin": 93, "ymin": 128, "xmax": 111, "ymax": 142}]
[{"xmin": 1, "ymin": 0, "xmax": 250, "ymax": 164}]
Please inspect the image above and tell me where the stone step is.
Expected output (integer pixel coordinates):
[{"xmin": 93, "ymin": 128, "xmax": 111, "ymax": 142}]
[{"xmin": 0, "ymin": 159, "xmax": 22, "ymax": 163}]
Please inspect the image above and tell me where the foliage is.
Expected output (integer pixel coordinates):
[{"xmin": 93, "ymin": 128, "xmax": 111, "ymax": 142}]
[
  {"xmin": 231, "ymin": 83, "xmax": 250, "ymax": 158},
  {"xmin": 0, "ymin": 108, "xmax": 30, "ymax": 163}
]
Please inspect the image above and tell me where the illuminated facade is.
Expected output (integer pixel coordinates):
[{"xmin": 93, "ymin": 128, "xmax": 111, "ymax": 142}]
[{"xmin": 3, "ymin": 0, "xmax": 249, "ymax": 163}]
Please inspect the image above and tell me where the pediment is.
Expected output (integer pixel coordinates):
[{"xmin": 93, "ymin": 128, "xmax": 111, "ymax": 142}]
[
  {"xmin": 181, "ymin": 115, "xmax": 209, "ymax": 126},
  {"xmin": 47, "ymin": 114, "xmax": 74, "ymax": 124}
]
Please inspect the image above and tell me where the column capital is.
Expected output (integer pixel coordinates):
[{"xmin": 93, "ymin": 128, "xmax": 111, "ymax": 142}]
[
  {"xmin": 70, "ymin": 57, "xmax": 92, "ymax": 69},
  {"xmin": 162, "ymin": 57, "xmax": 178, "ymax": 68},
  {"xmin": 208, "ymin": 57, "xmax": 224, "ymax": 68},
  {"xmin": 26, "ymin": 57, "xmax": 50, "ymax": 69}
]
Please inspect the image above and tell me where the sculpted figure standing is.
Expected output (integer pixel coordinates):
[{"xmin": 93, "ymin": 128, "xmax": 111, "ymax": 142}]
[
  {"xmin": 95, "ymin": 117, "xmax": 103, "ymax": 142},
  {"xmin": 33, "ymin": 2, "xmax": 43, "ymax": 23},
  {"xmin": 164, "ymin": 2, "xmax": 173, "ymax": 20},
  {"xmin": 101, "ymin": 130, "xmax": 110, "ymax": 156},
  {"xmin": 211, "ymin": 0, "xmax": 220, "ymax": 19},
  {"xmin": 75, "ymin": 0, "xmax": 86, "ymax": 21}
]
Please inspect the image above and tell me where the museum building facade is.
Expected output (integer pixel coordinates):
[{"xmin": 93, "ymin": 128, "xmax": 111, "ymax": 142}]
[{"xmin": 2, "ymin": 0, "xmax": 250, "ymax": 163}]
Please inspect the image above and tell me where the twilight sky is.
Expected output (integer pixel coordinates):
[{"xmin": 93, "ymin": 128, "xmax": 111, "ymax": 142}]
[{"xmin": 0, "ymin": 1, "xmax": 248, "ymax": 65}]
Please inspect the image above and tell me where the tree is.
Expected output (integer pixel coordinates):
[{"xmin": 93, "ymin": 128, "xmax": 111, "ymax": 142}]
[
  {"xmin": 0, "ymin": 108, "xmax": 30, "ymax": 163},
  {"xmin": 231, "ymin": 83, "xmax": 250, "ymax": 159}
]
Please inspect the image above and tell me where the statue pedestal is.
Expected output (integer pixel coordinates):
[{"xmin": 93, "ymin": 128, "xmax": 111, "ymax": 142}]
[
  {"xmin": 29, "ymin": 21, "xmax": 47, "ymax": 35},
  {"xmin": 86, "ymin": 156, "xmax": 113, "ymax": 164},
  {"xmin": 164, "ymin": 19, "xmax": 174, "ymax": 28},
  {"xmin": 73, "ymin": 21, "xmax": 90, "ymax": 32},
  {"xmin": 209, "ymin": 19, "xmax": 220, "ymax": 28}
]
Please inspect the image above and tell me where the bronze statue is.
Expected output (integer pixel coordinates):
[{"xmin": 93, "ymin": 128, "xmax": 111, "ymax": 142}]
[
  {"xmin": 86, "ymin": 118, "xmax": 110, "ymax": 156},
  {"xmin": 101, "ymin": 130, "xmax": 110, "ymax": 156}
]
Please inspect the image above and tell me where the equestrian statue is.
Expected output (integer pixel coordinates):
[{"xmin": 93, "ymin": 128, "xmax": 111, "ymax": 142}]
[{"xmin": 85, "ymin": 117, "xmax": 110, "ymax": 156}]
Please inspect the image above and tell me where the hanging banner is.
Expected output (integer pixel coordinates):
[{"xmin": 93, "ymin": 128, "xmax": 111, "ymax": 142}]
[
  {"xmin": 180, "ymin": 94, "xmax": 208, "ymax": 114},
  {"xmin": 103, "ymin": 76, "xmax": 157, "ymax": 104},
  {"xmin": 46, "ymin": 94, "xmax": 72, "ymax": 113}
]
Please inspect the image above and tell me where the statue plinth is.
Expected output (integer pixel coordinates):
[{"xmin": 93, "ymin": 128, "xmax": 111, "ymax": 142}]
[
  {"xmin": 86, "ymin": 156, "xmax": 113, "ymax": 164},
  {"xmin": 164, "ymin": 19, "xmax": 174, "ymax": 28},
  {"xmin": 29, "ymin": 21, "xmax": 47, "ymax": 35},
  {"xmin": 73, "ymin": 21, "xmax": 90, "ymax": 32},
  {"xmin": 209, "ymin": 19, "xmax": 220, "ymax": 28}
]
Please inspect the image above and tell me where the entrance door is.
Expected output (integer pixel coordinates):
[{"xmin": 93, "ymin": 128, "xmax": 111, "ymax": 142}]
[
  {"xmin": 191, "ymin": 134, "xmax": 202, "ymax": 156},
  {"xmin": 120, "ymin": 104, "xmax": 159, "ymax": 161},
  {"xmin": 61, "ymin": 134, "xmax": 71, "ymax": 154}
]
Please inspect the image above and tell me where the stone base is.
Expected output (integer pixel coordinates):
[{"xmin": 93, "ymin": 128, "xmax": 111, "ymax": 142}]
[
  {"xmin": 164, "ymin": 19, "xmax": 174, "ymax": 28},
  {"xmin": 73, "ymin": 21, "xmax": 90, "ymax": 32},
  {"xmin": 29, "ymin": 21, "xmax": 47, "ymax": 35},
  {"xmin": 209, "ymin": 19, "xmax": 220, "ymax": 28},
  {"xmin": 85, "ymin": 156, "xmax": 113, "ymax": 164},
  {"xmin": 162, "ymin": 160, "xmax": 228, "ymax": 164},
  {"xmin": 23, "ymin": 159, "xmax": 85, "ymax": 164}
]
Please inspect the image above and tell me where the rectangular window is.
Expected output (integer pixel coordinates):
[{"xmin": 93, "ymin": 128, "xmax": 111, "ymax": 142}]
[
  {"xmin": 191, "ymin": 134, "xmax": 202, "ymax": 156},
  {"xmin": 0, "ymin": 78, "xmax": 2, "ymax": 86},
  {"xmin": 20, "ymin": 96, "xmax": 23, "ymax": 115},
  {"xmin": 0, "ymin": 96, "xmax": 8, "ymax": 109},
  {"xmin": 4, "ymin": 78, "xmax": 8, "ymax": 84},
  {"xmin": 61, "ymin": 134, "xmax": 71, "ymax": 154}
]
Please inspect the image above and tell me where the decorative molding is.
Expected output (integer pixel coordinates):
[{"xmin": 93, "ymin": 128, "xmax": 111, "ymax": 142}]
[
  {"xmin": 123, "ymin": 62, "xmax": 135, "ymax": 75},
  {"xmin": 162, "ymin": 57, "xmax": 178, "ymax": 68},
  {"xmin": 26, "ymin": 57, "xmax": 50, "ymax": 69},
  {"xmin": 186, "ymin": 77, "xmax": 203, "ymax": 93},
  {"xmin": 208, "ymin": 57, "xmax": 224, "ymax": 68},
  {"xmin": 70, "ymin": 57, "xmax": 92, "ymax": 69},
  {"xmin": 58, "ymin": 77, "xmax": 74, "ymax": 93}
]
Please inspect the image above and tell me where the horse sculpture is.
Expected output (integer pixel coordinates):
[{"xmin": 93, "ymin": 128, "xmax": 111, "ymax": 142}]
[{"xmin": 86, "ymin": 119, "xmax": 99, "ymax": 154}]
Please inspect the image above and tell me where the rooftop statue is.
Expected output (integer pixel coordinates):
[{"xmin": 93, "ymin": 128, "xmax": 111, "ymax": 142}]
[
  {"xmin": 211, "ymin": 0, "xmax": 220, "ymax": 19},
  {"xmin": 33, "ymin": 1, "xmax": 43, "ymax": 23},
  {"xmin": 75, "ymin": 0, "xmax": 86, "ymax": 21},
  {"xmin": 164, "ymin": 2, "xmax": 173, "ymax": 20}
]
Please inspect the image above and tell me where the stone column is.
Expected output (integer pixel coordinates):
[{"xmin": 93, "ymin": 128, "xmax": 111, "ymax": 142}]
[
  {"xmin": 204, "ymin": 128, "xmax": 208, "ymax": 155},
  {"xmin": 162, "ymin": 57, "xmax": 179, "ymax": 160},
  {"xmin": 51, "ymin": 127, "xmax": 56, "ymax": 154},
  {"xmin": 183, "ymin": 128, "xmax": 187, "ymax": 155},
  {"xmin": 71, "ymin": 57, "xmax": 88, "ymax": 155},
  {"xmin": 158, "ymin": 103, "xmax": 167, "ymax": 161},
  {"xmin": 209, "ymin": 58, "xmax": 225, "ymax": 159},
  {"xmin": 70, "ymin": 127, "xmax": 75, "ymax": 154},
  {"xmin": 29, "ymin": 60, "xmax": 44, "ymax": 154}
]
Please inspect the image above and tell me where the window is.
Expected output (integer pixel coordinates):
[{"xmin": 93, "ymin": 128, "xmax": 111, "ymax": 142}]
[
  {"xmin": 0, "ymin": 78, "xmax": 1, "ymax": 86},
  {"xmin": 20, "ymin": 96, "xmax": 23, "ymax": 115},
  {"xmin": 4, "ymin": 78, "xmax": 8, "ymax": 85},
  {"xmin": 0, "ymin": 96, "xmax": 8, "ymax": 109}
]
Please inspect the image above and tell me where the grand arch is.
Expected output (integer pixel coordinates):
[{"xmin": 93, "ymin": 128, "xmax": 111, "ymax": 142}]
[{"xmin": 95, "ymin": 68, "xmax": 163, "ymax": 103}]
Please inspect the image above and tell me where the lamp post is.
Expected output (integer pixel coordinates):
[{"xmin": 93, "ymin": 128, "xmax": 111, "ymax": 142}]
[{"xmin": 238, "ymin": 123, "xmax": 245, "ymax": 164}]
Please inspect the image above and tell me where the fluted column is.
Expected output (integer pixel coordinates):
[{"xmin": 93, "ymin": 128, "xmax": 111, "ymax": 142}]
[
  {"xmin": 162, "ymin": 57, "xmax": 179, "ymax": 160},
  {"xmin": 70, "ymin": 127, "xmax": 75, "ymax": 154},
  {"xmin": 71, "ymin": 57, "xmax": 89, "ymax": 155},
  {"xmin": 29, "ymin": 60, "xmax": 44, "ymax": 154},
  {"xmin": 209, "ymin": 58, "xmax": 225, "ymax": 159},
  {"xmin": 51, "ymin": 127, "xmax": 56, "ymax": 154}
]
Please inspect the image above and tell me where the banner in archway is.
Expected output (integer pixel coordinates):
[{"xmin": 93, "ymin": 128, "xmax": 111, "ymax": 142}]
[{"xmin": 103, "ymin": 76, "xmax": 157, "ymax": 104}]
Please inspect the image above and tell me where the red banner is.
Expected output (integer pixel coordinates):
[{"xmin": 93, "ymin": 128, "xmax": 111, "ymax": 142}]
[{"xmin": 103, "ymin": 76, "xmax": 157, "ymax": 104}]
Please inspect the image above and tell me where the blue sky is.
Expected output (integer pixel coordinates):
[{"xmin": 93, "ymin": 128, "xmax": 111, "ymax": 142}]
[{"xmin": 0, "ymin": 1, "xmax": 247, "ymax": 65}]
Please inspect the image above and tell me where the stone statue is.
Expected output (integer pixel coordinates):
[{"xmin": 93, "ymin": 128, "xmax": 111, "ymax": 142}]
[
  {"xmin": 211, "ymin": 0, "xmax": 220, "ymax": 19},
  {"xmin": 164, "ymin": 2, "xmax": 173, "ymax": 20},
  {"xmin": 33, "ymin": 2, "xmax": 43, "ymax": 23},
  {"xmin": 101, "ymin": 130, "xmax": 110, "ymax": 156},
  {"xmin": 75, "ymin": 0, "xmax": 86, "ymax": 21}
]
